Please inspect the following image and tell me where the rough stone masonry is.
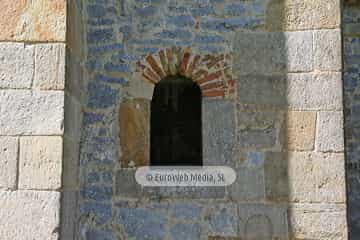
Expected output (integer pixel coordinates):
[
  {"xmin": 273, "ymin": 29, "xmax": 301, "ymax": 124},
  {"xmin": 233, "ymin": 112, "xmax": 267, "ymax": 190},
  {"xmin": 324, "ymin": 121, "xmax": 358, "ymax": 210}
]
[{"xmin": 0, "ymin": 0, "xmax": 353, "ymax": 240}]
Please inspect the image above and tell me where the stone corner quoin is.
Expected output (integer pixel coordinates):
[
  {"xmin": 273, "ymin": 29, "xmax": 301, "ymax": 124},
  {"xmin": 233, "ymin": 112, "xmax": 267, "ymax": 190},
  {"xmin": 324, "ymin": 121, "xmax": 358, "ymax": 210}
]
[
  {"xmin": 0, "ymin": 0, "xmax": 67, "ymax": 240},
  {"xmin": 0, "ymin": 0, "xmax": 66, "ymax": 42}
]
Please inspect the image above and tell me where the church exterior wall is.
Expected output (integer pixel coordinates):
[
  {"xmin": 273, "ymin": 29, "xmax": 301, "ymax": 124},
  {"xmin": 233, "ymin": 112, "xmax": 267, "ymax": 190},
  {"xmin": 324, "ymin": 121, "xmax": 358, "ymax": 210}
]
[
  {"xmin": 77, "ymin": 0, "xmax": 347, "ymax": 239},
  {"xmin": 0, "ymin": 0, "xmax": 350, "ymax": 239}
]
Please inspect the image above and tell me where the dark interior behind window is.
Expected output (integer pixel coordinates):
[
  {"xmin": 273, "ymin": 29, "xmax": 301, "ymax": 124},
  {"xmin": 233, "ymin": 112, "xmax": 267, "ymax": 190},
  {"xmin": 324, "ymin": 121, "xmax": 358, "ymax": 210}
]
[{"xmin": 150, "ymin": 75, "xmax": 202, "ymax": 166}]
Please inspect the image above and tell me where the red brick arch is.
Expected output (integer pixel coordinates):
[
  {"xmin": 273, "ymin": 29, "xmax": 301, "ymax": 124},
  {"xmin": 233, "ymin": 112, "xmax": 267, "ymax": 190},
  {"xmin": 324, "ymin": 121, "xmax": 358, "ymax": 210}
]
[{"xmin": 136, "ymin": 47, "xmax": 235, "ymax": 98}]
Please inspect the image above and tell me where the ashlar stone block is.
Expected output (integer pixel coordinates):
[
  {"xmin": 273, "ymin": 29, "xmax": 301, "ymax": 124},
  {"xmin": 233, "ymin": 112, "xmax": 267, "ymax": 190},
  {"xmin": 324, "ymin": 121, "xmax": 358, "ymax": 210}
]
[
  {"xmin": 316, "ymin": 111, "xmax": 344, "ymax": 152},
  {"xmin": 234, "ymin": 31, "xmax": 313, "ymax": 74},
  {"xmin": 0, "ymin": 137, "xmax": 18, "ymax": 189},
  {"xmin": 237, "ymin": 111, "xmax": 284, "ymax": 151},
  {"xmin": 288, "ymin": 152, "xmax": 346, "ymax": 203},
  {"xmin": 287, "ymin": 152, "xmax": 317, "ymax": 202},
  {"xmin": 289, "ymin": 203, "xmax": 347, "ymax": 240},
  {"xmin": 0, "ymin": 43, "xmax": 34, "ymax": 89},
  {"xmin": 34, "ymin": 43, "xmax": 65, "ymax": 90},
  {"xmin": 0, "ymin": 90, "xmax": 64, "ymax": 135},
  {"xmin": 234, "ymin": 32, "xmax": 286, "ymax": 74},
  {"xmin": 312, "ymin": 152, "xmax": 346, "ymax": 203},
  {"xmin": 19, "ymin": 136, "xmax": 63, "ymax": 190},
  {"xmin": 310, "ymin": 0, "xmax": 341, "ymax": 29},
  {"xmin": 0, "ymin": 190, "xmax": 60, "ymax": 240},
  {"xmin": 287, "ymin": 73, "xmax": 343, "ymax": 111},
  {"xmin": 0, "ymin": 0, "xmax": 66, "ymax": 41},
  {"xmin": 266, "ymin": 0, "xmax": 341, "ymax": 31},
  {"xmin": 314, "ymin": 29, "xmax": 342, "ymax": 71},
  {"xmin": 286, "ymin": 111, "xmax": 316, "ymax": 151},
  {"xmin": 237, "ymin": 74, "xmax": 286, "ymax": 108},
  {"xmin": 284, "ymin": 31, "xmax": 314, "ymax": 72}
]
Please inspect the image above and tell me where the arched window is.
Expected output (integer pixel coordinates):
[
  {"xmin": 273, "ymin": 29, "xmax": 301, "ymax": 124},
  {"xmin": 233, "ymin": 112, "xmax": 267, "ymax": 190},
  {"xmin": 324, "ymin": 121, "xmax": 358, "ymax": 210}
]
[{"xmin": 150, "ymin": 75, "xmax": 202, "ymax": 166}]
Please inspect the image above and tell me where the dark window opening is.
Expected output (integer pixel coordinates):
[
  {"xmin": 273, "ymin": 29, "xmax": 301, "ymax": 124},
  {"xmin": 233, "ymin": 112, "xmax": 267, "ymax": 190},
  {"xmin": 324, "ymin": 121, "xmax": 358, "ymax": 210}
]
[{"xmin": 150, "ymin": 75, "xmax": 202, "ymax": 166}]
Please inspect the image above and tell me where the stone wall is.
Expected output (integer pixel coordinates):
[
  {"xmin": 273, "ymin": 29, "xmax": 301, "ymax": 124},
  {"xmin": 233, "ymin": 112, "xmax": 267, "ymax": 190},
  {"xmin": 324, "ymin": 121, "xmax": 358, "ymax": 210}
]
[
  {"xmin": 343, "ymin": 1, "xmax": 360, "ymax": 239},
  {"xmin": 78, "ymin": 0, "xmax": 347, "ymax": 240},
  {"xmin": 0, "ymin": 0, "xmax": 66, "ymax": 239},
  {"xmin": 0, "ymin": 0, "xmax": 348, "ymax": 239}
]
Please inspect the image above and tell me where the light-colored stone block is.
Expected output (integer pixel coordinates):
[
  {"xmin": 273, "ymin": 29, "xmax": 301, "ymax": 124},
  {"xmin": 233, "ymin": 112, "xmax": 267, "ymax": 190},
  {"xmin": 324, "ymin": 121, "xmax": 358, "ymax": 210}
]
[
  {"xmin": 289, "ymin": 203, "xmax": 347, "ymax": 240},
  {"xmin": 312, "ymin": 152, "xmax": 346, "ymax": 203},
  {"xmin": 310, "ymin": 73, "xmax": 343, "ymax": 110},
  {"xmin": 310, "ymin": 0, "xmax": 341, "ymax": 29},
  {"xmin": 316, "ymin": 111, "xmax": 344, "ymax": 152},
  {"xmin": 286, "ymin": 111, "xmax": 316, "ymax": 150},
  {"xmin": 287, "ymin": 73, "xmax": 343, "ymax": 110},
  {"xmin": 266, "ymin": 0, "xmax": 341, "ymax": 31},
  {"xmin": 0, "ymin": 0, "xmax": 66, "ymax": 41},
  {"xmin": 0, "ymin": 43, "xmax": 34, "ymax": 89},
  {"xmin": 0, "ymin": 1, "xmax": 28, "ymax": 40},
  {"xmin": 0, "ymin": 90, "xmax": 64, "ymax": 135},
  {"xmin": 19, "ymin": 136, "xmax": 63, "ymax": 190},
  {"xmin": 288, "ymin": 152, "xmax": 316, "ymax": 202},
  {"xmin": 314, "ymin": 29, "xmax": 342, "ymax": 71},
  {"xmin": 285, "ymin": 31, "xmax": 314, "ymax": 72},
  {"xmin": 0, "ymin": 190, "xmax": 60, "ymax": 240},
  {"xmin": 34, "ymin": 43, "xmax": 65, "ymax": 90},
  {"xmin": 0, "ymin": 137, "xmax": 18, "ymax": 189},
  {"xmin": 288, "ymin": 152, "xmax": 346, "ymax": 203},
  {"xmin": 284, "ymin": 1, "xmax": 315, "ymax": 31}
]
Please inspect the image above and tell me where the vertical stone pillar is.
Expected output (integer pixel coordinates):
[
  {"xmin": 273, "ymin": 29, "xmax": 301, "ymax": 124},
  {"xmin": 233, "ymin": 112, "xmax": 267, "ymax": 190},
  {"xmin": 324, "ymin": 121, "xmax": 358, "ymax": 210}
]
[
  {"xmin": 0, "ymin": 1, "xmax": 66, "ymax": 239},
  {"xmin": 266, "ymin": 0, "xmax": 347, "ymax": 239}
]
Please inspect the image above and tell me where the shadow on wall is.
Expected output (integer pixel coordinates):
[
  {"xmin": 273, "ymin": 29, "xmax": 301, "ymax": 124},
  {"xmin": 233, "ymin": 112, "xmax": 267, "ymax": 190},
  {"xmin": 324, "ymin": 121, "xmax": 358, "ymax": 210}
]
[
  {"xmin": 235, "ymin": 0, "xmax": 347, "ymax": 238},
  {"xmin": 232, "ymin": 3, "xmax": 290, "ymax": 237},
  {"xmin": 343, "ymin": 1, "xmax": 360, "ymax": 239}
]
